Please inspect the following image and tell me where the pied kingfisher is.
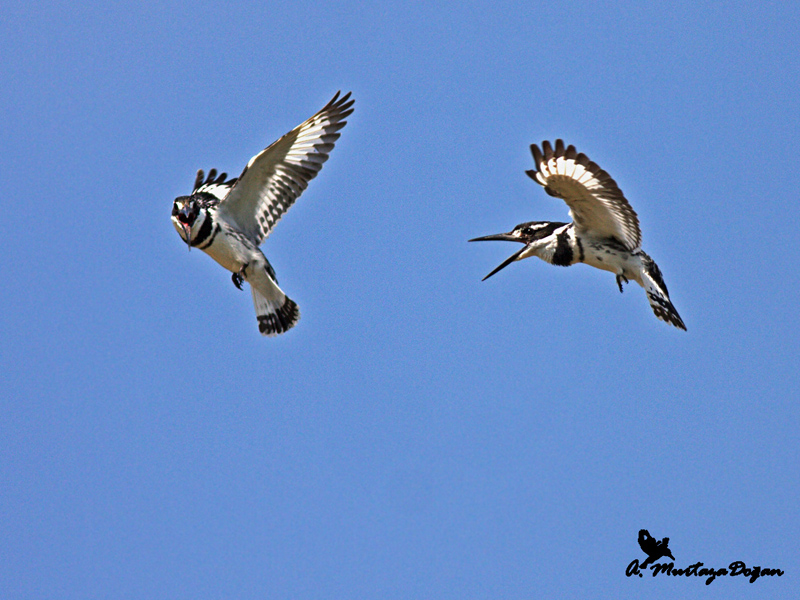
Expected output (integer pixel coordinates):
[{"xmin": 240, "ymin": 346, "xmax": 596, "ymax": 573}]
[
  {"xmin": 171, "ymin": 92, "xmax": 354, "ymax": 336},
  {"xmin": 470, "ymin": 139, "xmax": 686, "ymax": 330}
]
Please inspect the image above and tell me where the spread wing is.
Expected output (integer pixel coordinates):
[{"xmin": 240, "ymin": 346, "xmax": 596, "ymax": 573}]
[
  {"xmin": 216, "ymin": 91, "xmax": 354, "ymax": 244},
  {"xmin": 526, "ymin": 139, "xmax": 641, "ymax": 251},
  {"xmin": 638, "ymin": 530, "xmax": 655, "ymax": 554},
  {"xmin": 191, "ymin": 168, "xmax": 236, "ymax": 206}
]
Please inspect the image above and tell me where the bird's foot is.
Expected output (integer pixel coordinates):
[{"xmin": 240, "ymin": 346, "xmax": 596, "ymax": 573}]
[
  {"xmin": 231, "ymin": 268, "xmax": 246, "ymax": 290},
  {"xmin": 616, "ymin": 274, "xmax": 629, "ymax": 293}
]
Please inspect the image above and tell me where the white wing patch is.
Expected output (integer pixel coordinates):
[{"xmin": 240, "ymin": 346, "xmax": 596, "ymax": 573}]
[
  {"xmin": 216, "ymin": 91, "xmax": 354, "ymax": 244},
  {"xmin": 527, "ymin": 140, "xmax": 642, "ymax": 252},
  {"xmin": 192, "ymin": 168, "xmax": 236, "ymax": 202}
]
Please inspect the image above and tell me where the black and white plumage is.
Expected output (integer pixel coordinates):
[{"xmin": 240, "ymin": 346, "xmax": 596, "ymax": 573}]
[
  {"xmin": 171, "ymin": 91, "xmax": 354, "ymax": 336},
  {"xmin": 470, "ymin": 139, "xmax": 686, "ymax": 330}
]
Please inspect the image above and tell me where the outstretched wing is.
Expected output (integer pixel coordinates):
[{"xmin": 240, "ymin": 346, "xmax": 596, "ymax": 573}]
[
  {"xmin": 216, "ymin": 91, "xmax": 354, "ymax": 244},
  {"xmin": 191, "ymin": 168, "xmax": 237, "ymax": 205},
  {"xmin": 527, "ymin": 140, "xmax": 641, "ymax": 251},
  {"xmin": 638, "ymin": 529, "xmax": 655, "ymax": 554}
]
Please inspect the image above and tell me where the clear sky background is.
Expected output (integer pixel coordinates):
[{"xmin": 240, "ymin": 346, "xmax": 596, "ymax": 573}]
[{"xmin": 2, "ymin": 1, "xmax": 798, "ymax": 598}]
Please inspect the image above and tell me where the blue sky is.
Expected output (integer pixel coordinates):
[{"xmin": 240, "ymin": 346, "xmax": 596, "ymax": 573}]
[{"xmin": 2, "ymin": 1, "xmax": 798, "ymax": 598}]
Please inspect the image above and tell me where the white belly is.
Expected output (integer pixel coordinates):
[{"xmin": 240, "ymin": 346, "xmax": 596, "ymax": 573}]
[
  {"xmin": 202, "ymin": 235, "xmax": 248, "ymax": 273},
  {"xmin": 583, "ymin": 241, "xmax": 643, "ymax": 285}
]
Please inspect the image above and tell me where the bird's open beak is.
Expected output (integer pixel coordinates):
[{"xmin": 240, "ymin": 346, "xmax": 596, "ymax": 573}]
[
  {"xmin": 179, "ymin": 207, "xmax": 193, "ymax": 251},
  {"xmin": 469, "ymin": 233, "xmax": 527, "ymax": 281},
  {"xmin": 469, "ymin": 233, "xmax": 519, "ymax": 243}
]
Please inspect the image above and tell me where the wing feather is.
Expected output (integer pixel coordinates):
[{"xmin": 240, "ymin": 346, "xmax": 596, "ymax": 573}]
[
  {"xmin": 526, "ymin": 140, "xmax": 641, "ymax": 251},
  {"xmin": 191, "ymin": 168, "xmax": 237, "ymax": 203},
  {"xmin": 216, "ymin": 91, "xmax": 354, "ymax": 244}
]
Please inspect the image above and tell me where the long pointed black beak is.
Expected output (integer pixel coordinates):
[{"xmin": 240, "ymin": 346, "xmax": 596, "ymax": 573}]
[
  {"xmin": 469, "ymin": 233, "xmax": 519, "ymax": 243},
  {"xmin": 479, "ymin": 245, "xmax": 528, "ymax": 280},
  {"xmin": 469, "ymin": 232, "xmax": 527, "ymax": 280}
]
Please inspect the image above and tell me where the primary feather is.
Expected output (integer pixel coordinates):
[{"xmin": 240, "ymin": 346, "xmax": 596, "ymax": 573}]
[
  {"xmin": 217, "ymin": 91, "xmax": 354, "ymax": 245},
  {"xmin": 527, "ymin": 139, "xmax": 641, "ymax": 251}
]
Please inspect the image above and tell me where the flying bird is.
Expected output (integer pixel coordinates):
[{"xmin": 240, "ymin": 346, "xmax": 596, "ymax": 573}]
[
  {"xmin": 171, "ymin": 92, "xmax": 354, "ymax": 336},
  {"xmin": 470, "ymin": 139, "xmax": 686, "ymax": 330},
  {"xmin": 638, "ymin": 529, "xmax": 675, "ymax": 568}
]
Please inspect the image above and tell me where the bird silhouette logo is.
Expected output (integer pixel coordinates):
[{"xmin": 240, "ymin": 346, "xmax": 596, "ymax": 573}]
[{"xmin": 638, "ymin": 529, "xmax": 675, "ymax": 569}]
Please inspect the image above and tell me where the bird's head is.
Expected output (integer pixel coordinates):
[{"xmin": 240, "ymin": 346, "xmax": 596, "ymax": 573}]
[
  {"xmin": 469, "ymin": 221, "xmax": 566, "ymax": 280},
  {"xmin": 171, "ymin": 195, "xmax": 205, "ymax": 249}
]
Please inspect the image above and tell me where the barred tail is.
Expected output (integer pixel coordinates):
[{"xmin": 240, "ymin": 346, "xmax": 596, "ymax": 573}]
[
  {"xmin": 640, "ymin": 253, "xmax": 686, "ymax": 331},
  {"xmin": 251, "ymin": 287, "xmax": 300, "ymax": 336},
  {"xmin": 645, "ymin": 286, "xmax": 686, "ymax": 330}
]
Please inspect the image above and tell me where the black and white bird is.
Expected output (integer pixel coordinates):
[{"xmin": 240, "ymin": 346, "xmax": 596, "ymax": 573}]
[
  {"xmin": 470, "ymin": 139, "xmax": 686, "ymax": 330},
  {"xmin": 171, "ymin": 91, "xmax": 354, "ymax": 336}
]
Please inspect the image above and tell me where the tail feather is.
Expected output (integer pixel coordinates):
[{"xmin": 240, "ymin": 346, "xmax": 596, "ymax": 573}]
[
  {"xmin": 645, "ymin": 288, "xmax": 686, "ymax": 330},
  {"xmin": 640, "ymin": 253, "xmax": 686, "ymax": 331},
  {"xmin": 251, "ymin": 287, "xmax": 300, "ymax": 336}
]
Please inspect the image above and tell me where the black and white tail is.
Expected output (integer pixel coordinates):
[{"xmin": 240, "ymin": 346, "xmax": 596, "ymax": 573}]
[
  {"xmin": 251, "ymin": 288, "xmax": 300, "ymax": 336},
  {"xmin": 640, "ymin": 253, "xmax": 686, "ymax": 331}
]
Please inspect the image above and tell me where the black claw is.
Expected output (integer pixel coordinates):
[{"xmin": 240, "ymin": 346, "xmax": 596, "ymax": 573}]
[
  {"xmin": 616, "ymin": 274, "xmax": 628, "ymax": 293},
  {"xmin": 232, "ymin": 271, "xmax": 244, "ymax": 290}
]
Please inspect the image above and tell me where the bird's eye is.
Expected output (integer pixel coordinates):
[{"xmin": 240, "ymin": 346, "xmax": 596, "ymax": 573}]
[
  {"xmin": 523, "ymin": 227, "xmax": 534, "ymax": 236},
  {"xmin": 172, "ymin": 204, "xmax": 180, "ymax": 216}
]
